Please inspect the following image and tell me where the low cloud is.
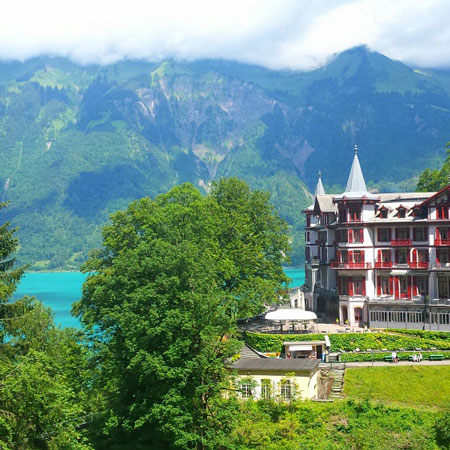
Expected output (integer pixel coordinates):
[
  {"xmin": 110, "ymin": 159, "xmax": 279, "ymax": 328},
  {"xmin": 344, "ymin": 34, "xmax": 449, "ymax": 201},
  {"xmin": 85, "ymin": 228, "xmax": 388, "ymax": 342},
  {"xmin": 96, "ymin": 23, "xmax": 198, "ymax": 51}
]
[{"xmin": 1, "ymin": 0, "xmax": 449, "ymax": 69}]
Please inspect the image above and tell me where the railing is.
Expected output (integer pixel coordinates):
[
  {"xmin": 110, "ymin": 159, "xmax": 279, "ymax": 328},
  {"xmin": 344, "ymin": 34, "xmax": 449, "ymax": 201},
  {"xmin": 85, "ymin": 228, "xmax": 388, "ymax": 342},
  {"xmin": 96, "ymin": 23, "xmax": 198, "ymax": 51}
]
[
  {"xmin": 431, "ymin": 262, "xmax": 450, "ymax": 269},
  {"xmin": 391, "ymin": 239, "xmax": 412, "ymax": 246},
  {"xmin": 409, "ymin": 262, "xmax": 429, "ymax": 269},
  {"xmin": 369, "ymin": 296, "xmax": 425, "ymax": 304},
  {"xmin": 435, "ymin": 239, "xmax": 450, "ymax": 246},
  {"xmin": 330, "ymin": 261, "xmax": 372, "ymax": 269},
  {"xmin": 374, "ymin": 261, "xmax": 393, "ymax": 269}
]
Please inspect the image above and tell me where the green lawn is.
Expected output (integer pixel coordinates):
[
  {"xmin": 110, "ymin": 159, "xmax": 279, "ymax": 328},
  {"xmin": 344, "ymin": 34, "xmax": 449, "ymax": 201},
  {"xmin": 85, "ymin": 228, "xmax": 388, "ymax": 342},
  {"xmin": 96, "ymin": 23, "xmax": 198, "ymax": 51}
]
[{"xmin": 344, "ymin": 366, "xmax": 450, "ymax": 409}]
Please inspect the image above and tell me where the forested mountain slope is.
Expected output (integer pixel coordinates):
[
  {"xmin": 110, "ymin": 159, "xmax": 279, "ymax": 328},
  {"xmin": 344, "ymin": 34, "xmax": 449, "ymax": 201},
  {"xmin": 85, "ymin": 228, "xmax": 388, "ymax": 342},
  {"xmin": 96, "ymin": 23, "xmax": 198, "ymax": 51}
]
[{"xmin": 1, "ymin": 46, "xmax": 449, "ymax": 269}]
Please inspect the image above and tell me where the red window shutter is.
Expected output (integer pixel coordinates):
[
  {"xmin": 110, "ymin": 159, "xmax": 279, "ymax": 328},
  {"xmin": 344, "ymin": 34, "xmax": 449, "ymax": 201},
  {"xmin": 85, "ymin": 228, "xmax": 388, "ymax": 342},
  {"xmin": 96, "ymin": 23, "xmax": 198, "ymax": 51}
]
[
  {"xmin": 407, "ymin": 276, "xmax": 412, "ymax": 298},
  {"xmin": 360, "ymin": 229, "xmax": 364, "ymax": 243},
  {"xmin": 411, "ymin": 249, "xmax": 417, "ymax": 263},
  {"xmin": 436, "ymin": 227, "xmax": 441, "ymax": 240},
  {"xmin": 394, "ymin": 277, "xmax": 400, "ymax": 298},
  {"xmin": 362, "ymin": 278, "xmax": 366, "ymax": 296},
  {"xmin": 361, "ymin": 250, "xmax": 365, "ymax": 263},
  {"xmin": 413, "ymin": 276, "xmax": 418, "ymax": 296},
  {"xmin": 377, "ymin": 249, "xmax": 381, "ymax": 262},
  {"xmin": 377, "ymin": 275, "xmax": 381, "ymax": 295},
  {"xmin": 389, "ymin": 276, "xmax": 394, "ymax": 296},
  {"xmin": 348, "ymin": 277, "xmax": 354, "ymax": 296},
  {"xmin": 348, "ymin": 229, "xmax": 353, "ymax": 243},
  {"xmin": 336, "ymin": 250, "xmax": 341, "ymax": 262},
  {"xmin": 348, "ymin": 250, "xmax": 353, "ymax": 263}
]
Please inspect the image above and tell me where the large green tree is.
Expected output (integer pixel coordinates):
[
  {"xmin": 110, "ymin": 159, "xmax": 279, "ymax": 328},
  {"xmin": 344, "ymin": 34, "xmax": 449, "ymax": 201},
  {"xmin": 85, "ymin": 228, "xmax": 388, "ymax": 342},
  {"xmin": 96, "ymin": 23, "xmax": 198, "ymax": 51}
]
[
  {"xmin": 416, "ymin": 142, "xmax": 450, "ymax": 192},
  {"xmin": 75, "ymin": 178, "xmax": 290, "ymax": 449}
]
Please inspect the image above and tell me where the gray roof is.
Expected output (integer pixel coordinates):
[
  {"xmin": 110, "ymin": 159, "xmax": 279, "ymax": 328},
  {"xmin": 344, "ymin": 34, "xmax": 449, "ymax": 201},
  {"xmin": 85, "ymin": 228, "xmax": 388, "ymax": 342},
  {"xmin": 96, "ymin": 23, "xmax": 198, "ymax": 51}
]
[
  {"xmin": 334, "ymin": 146, "xmax": 379, "ymax": 200},
  {"xmin": 231, "ymin": 357, "xmax": 319, "ymax": 372},
  {"xmin": 378, "ymin": 193, "xmax": 434, "ymax": 202},
  {"xmin": 315, "ymin": 171, "xmax": 326, "ymax": 195},
  {"xmin": 314, "ymin": 195, "xmax": 336, "ymax": 213}
]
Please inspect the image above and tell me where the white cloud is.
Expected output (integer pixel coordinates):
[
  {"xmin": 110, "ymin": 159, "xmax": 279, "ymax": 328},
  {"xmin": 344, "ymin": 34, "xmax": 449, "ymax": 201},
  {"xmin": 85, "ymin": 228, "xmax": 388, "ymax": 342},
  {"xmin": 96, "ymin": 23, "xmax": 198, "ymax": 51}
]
[{"xmin": 0, "ymin": 0, "xmax": 449, "ymax": 69}]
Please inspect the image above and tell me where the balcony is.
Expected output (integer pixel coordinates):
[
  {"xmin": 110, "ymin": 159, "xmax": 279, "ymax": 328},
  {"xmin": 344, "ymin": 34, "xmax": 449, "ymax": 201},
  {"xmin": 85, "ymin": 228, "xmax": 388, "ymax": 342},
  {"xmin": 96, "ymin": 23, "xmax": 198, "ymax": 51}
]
[
  {"xmin": 435, "ymin": 239, "xmax": 450, "ymax": 246},
  {"xmin": 409, "ymin": 262, "xmax": 429, "ymax": 269},
  {"xmin": 391, "ymin": 239, "xmax": 412, "ymax": 246},
  {"xmin": 330, "ymin": 261, "xmax": 372, "ymax": 269},
  {"xmin": 374, "ymin": 261, "xmax": 393, "ymax": 269}
]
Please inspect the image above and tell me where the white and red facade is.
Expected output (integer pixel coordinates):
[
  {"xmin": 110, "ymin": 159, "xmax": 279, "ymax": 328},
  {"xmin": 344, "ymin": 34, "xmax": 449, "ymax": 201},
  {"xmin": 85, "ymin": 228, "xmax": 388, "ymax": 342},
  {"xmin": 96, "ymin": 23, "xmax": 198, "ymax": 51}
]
[{"xmin": 304, "ymin": 149, "xmax": 450, "ymax": 330}]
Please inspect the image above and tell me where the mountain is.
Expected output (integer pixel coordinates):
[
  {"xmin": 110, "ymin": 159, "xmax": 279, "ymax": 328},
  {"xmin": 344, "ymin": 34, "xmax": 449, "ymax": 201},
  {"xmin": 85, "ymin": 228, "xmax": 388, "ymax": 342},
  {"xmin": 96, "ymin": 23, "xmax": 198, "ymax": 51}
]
[{"xmin": 1, "ymin": 46, "xmax": 450, "ymax": 269}]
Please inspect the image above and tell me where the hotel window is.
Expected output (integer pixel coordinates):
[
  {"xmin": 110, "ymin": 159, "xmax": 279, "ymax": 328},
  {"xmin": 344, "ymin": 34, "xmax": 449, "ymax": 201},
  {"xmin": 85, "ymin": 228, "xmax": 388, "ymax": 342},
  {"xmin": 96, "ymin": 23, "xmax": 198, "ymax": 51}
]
[
  {"xmin": 378, "ymin": 228, "xmax": 391, "ymax": 242},
  {"xmin": 395, "ymin": 228, "xmax": 410, "ymax": 239},
  {"xmin": 397, "ymin": 208, "xmax": 406, "ymax": 218},
  {"xmin": 379, "ymin": 208, "xmax": 388, "ymax": 219},
  {"xmin": 413, "ymin": 227, "xmax": 427, "ymax": 242},
  {"xmin": 260, "ymin": 379, "xmax": 272, "ymax": 399},
  {"xmin": 437, "ymin": 205, "xmax": 449, "ymax": 219},
  {"xmin": 348, "ymin": 207, "xmax": 361, "ymax": 222},
  {"xmin": 280, "ymin": 380, "xmax": 291, "ymax": 399},
  {"xmin": 379, "ymin": 275, "xmax": 390, "ymax": 295},
  {"xmin": 339, "ymin": 208, "xmax": 347, "ymax": 223},
  {"xmin": 240, "ymin": 380, "xmax": 253, "ymax": 399},
  {"xmin": 381, "ymin": 249, "xmax": 391, "ymax": 262},
  {"xmin": 351, "ymin": 228, "xmax": 364, "ymax": 243},
  {"xmin": 353, "ymin": 277, "xmax": 365, "ymax": 296},
  {"xmin": 437, "ymin": 249, "xmax": 450, "ymax": 264},
  {"xmin": 417, "ymin": 276, "xmax": 428, "ymax": 295},
  {"xmin": 395, "ymin": 249, "xmax": 408, "ymax": 264},
  {"xmin": 399, "ymin": 276, "xmax": 408, "ymax": 298},
  {"xmin": 438, "ymin": 277, "xmax": 449, "ymax": 299},
  {"xmin": 354, "ymin": 307, "xmax": 363, "ymax": 322},
  {"xmin": 437, "ymin": 227, "xmax": 450, "ymax": 240}
]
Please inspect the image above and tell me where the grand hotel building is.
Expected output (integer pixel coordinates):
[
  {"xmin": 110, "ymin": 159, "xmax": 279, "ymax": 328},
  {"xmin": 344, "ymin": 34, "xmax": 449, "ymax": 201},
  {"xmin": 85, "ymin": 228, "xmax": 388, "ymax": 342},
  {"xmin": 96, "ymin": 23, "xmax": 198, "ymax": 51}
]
[{"xmin": 304, "ymin": 147, "xmax": 450, "ymax": 331}]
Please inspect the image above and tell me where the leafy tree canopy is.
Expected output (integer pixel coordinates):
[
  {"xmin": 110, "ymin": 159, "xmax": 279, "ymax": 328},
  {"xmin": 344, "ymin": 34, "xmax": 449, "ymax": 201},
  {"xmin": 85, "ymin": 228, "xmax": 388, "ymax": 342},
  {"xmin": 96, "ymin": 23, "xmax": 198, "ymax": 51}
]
[
  {"xmin": 417, "ymin": 141, "xmax": 450, "ymax": 192},
  {"xmin": 74, "ymin": 178, "xmax": 290, "ymax": 449}
]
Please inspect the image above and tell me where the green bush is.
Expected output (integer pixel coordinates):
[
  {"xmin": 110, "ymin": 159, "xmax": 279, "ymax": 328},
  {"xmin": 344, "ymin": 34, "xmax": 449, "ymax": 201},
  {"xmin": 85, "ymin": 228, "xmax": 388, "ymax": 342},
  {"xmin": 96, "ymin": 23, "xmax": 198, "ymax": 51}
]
[
  {"xmin": 246, "ymin": 331, "xmax": 450, "ymax": 354},
  {"xmin": 389, "ymin": 329, "xmax": 450, "ymax": 341},
  {"xmin": 340, "ymin": 350, "xmax": 450, "ymax": 362}
]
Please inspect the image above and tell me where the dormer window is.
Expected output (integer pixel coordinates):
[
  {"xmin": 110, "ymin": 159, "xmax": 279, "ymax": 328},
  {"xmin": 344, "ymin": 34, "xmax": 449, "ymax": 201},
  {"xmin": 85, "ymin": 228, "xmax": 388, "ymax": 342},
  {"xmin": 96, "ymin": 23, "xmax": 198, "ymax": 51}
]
[
  {"xmin": 397, "ymin": 207, "xmax": 407, "ymax": 218},
  {"xmin": 379, "ymin": 208, "xmax": 388, "ymax": 219}
]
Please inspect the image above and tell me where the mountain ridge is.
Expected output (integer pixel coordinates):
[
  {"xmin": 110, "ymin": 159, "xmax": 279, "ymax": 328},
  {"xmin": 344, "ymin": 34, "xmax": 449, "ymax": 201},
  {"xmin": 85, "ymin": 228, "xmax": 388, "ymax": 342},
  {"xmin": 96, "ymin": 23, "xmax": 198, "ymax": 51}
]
[{"xmin": 1, "ymin": 46, "xmax": 449, "ymax": 269}]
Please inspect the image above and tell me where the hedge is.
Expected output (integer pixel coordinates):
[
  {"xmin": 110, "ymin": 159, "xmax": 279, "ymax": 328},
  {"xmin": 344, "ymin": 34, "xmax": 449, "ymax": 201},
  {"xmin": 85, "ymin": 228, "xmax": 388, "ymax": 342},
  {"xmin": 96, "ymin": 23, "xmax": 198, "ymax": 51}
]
[
  {"xmin": 246, "ymin": 331, "xmax": 450, "ymax": 353},
  {"xmin": 340, "ymin": 350, "xmax": 450, "ymax": 362},
  {"xmin": 389, "ymin": 329, "xmax": 450, "ymax": 342}
]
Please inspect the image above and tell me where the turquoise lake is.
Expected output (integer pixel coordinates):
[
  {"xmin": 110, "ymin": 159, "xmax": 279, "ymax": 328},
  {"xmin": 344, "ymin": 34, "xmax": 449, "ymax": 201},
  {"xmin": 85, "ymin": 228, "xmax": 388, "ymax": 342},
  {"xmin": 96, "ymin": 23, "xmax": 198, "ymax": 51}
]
[{"xmin": 12, "ymin": 268, "xmax": 305, "ymax": 328}]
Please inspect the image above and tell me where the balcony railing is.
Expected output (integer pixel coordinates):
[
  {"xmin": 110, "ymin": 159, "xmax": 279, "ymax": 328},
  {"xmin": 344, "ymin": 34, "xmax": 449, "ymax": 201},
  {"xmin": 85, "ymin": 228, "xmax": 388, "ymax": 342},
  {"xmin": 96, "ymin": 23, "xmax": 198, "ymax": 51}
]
[
  {"xmin": 435, "ymin": 239, "xmax": 450, "ymax": 246},
  {"xmin": 330, "ymin": 261, "xmax": 372, "ymax": 269},
  {"xmin": 391, "ymin": 239, "xmax": 412, "ymax": 246},
  {"xmin": 409, "ymin": 262, "xmax": 429, "ymax": 269},
  {"xmin": 374, "ymin": 261, "xmax": 393, "ymax": 269}
]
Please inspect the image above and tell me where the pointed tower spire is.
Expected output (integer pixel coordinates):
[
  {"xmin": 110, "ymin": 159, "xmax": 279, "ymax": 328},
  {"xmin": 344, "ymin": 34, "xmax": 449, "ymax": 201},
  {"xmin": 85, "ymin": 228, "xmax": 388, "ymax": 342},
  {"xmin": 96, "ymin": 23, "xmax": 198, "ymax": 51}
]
[
  {"xmin": 344, "ymin": 144, "xmax": 368, "ymax": 194},
  {"xmin": 315, "ymin": 170, "xmax": 326, "ymax": 195}
]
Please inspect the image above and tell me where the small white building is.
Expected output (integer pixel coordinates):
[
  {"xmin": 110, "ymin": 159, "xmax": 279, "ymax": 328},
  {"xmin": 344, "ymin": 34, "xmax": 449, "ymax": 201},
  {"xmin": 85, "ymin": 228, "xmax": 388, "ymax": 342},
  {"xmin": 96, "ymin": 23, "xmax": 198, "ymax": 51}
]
[{"xmin": 230, "ymin": 345, "xmax": 319, "ymax": 400}]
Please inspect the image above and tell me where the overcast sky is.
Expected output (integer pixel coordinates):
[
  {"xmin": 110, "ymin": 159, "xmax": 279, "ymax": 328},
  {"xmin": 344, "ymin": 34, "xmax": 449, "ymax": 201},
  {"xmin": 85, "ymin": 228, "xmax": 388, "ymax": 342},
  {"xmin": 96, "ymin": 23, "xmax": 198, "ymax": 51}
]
[{"xmin": 2, "ymin": 0, "xmax": 450, "ymax": 70}]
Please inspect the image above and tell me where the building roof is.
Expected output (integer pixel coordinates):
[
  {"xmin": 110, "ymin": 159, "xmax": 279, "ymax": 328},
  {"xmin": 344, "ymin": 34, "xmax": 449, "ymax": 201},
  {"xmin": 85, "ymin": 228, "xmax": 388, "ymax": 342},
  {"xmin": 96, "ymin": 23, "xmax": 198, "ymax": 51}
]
[
  {"xmin": 231, "ymin": 357, "xmax": 320, "ymax": 372},
  {"xmin": 315, "ymin": 170, "xmax": 326, "ymax": 195},
  {"xmin": 334, "ymin": 145, "xmax": 379, "ymax": 201},
  {"xmin": 314, "ymin": 194, "xmax": 336, "ymax": 213}
]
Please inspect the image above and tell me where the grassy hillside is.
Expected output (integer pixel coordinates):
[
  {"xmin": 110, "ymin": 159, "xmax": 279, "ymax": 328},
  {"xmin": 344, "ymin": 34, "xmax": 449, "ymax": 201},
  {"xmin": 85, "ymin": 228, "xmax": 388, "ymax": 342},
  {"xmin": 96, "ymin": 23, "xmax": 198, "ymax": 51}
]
[{"xmin": 344, "ymin": 366, "xmax": 450, "ymax": 409}]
